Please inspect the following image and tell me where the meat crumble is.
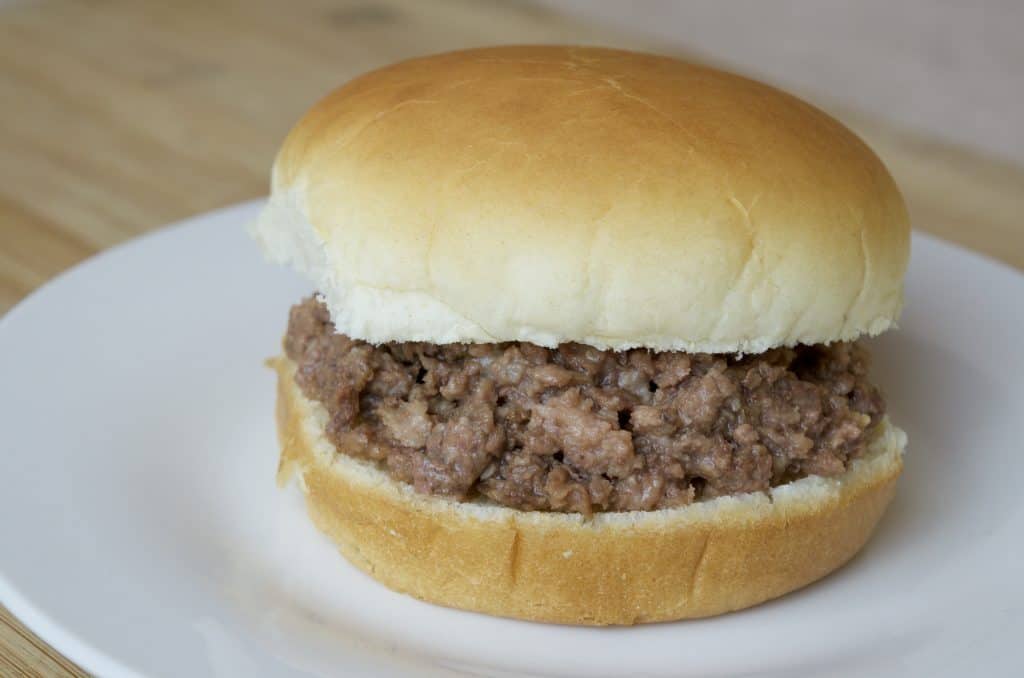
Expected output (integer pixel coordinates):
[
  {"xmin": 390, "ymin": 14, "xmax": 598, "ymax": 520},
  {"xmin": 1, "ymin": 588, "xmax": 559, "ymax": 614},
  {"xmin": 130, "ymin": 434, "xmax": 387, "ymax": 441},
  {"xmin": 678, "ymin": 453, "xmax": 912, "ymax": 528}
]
[{"xmin": 284, "ymin": 296, "xmax": 885, "ymax": 514}]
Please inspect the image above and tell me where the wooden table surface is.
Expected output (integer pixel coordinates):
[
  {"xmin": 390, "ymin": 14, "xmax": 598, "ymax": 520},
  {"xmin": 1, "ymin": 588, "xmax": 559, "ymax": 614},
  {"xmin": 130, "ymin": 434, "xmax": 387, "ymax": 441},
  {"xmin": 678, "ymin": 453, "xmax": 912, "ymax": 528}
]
[{"xmin": 1, "ymin": 1, "xmax": 1022, "ymax": 675}]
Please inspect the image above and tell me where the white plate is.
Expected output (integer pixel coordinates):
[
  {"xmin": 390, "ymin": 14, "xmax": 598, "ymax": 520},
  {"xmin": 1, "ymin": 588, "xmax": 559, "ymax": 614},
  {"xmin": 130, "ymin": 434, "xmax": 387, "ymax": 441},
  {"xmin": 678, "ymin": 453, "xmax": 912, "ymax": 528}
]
[{"xmin": 1, "ymin": 201, "xmax": 1022, "ymax": 678}]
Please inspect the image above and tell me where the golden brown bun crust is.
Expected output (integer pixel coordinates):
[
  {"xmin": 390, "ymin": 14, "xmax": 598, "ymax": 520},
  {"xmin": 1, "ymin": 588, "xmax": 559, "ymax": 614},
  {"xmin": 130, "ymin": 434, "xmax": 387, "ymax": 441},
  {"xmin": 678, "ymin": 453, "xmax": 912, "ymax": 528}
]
[
  {"xmin": 273, "ymin": 356, "xmax": 905, "ymax": 625},
  {"xmin": 253, "ymin": 45, "xmax": 910, "ymax": 353}
]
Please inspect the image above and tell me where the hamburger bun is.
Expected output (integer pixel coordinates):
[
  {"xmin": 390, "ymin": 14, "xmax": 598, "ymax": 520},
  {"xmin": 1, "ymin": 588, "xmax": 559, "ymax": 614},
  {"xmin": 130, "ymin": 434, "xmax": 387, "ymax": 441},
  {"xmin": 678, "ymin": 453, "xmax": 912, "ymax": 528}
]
[
  {"xmin": 273, "ymin": 356, "xmax": 905, "ymax": 625},
  {"xmin": 252, "ymin": 45, "xmax": 910, "ymax": 354}
]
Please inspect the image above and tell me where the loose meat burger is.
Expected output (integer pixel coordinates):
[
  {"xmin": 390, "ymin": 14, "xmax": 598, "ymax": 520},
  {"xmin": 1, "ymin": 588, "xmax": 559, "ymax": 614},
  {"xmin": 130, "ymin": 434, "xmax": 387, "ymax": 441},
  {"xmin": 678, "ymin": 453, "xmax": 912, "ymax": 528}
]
[{"xmin": 252, "ymin": 46, "xmax": 910, "ymax": 625}]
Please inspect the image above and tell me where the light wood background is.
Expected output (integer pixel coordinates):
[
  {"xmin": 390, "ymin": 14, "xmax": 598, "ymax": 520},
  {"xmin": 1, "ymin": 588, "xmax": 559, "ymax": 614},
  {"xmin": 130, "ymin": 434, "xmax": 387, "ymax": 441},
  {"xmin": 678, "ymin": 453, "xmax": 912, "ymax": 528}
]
[{"xmin": 1, "ymin": 1, "xmax": 1021, "ymax": 675}]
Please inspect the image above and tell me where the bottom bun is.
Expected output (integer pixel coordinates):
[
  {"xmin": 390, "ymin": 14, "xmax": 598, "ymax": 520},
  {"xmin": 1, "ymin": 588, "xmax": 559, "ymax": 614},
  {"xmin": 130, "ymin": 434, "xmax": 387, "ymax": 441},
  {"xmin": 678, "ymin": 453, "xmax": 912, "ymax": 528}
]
[{"xmin": 272, "ymin": 355, "xmax": 905, "ymax": 625}]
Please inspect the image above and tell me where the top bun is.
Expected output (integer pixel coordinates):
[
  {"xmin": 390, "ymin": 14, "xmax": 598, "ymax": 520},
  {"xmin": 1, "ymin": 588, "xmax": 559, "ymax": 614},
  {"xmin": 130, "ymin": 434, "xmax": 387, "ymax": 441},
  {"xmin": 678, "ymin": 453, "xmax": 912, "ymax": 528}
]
[{"xmin": 252, "ymin": 46, "xmax": 910, "ymax": 353}]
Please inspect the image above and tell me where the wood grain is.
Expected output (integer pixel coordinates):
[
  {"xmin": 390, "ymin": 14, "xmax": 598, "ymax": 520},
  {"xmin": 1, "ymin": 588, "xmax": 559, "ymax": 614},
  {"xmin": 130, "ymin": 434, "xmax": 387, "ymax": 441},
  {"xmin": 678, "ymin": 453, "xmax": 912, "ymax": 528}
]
[{"xmin": 1, "ymin": 1, "xmax": 1021, "ymax": 675}]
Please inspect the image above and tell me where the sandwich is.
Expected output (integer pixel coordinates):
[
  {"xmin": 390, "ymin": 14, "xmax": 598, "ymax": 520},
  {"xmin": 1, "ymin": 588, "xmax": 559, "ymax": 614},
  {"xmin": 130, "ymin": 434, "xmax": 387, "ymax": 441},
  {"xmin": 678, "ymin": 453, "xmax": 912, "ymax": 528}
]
[{"xmin": 251, "ymin": 45, "xmax": 910, "ymax": 625}]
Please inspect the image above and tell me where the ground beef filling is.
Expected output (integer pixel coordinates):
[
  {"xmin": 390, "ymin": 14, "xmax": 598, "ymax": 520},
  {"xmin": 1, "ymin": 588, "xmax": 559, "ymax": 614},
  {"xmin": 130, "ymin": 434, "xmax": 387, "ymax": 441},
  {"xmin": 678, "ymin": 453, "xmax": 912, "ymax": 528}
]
[{"xmin": 284, "ymin": 296, "xmax": 886, "ymax": 514}]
